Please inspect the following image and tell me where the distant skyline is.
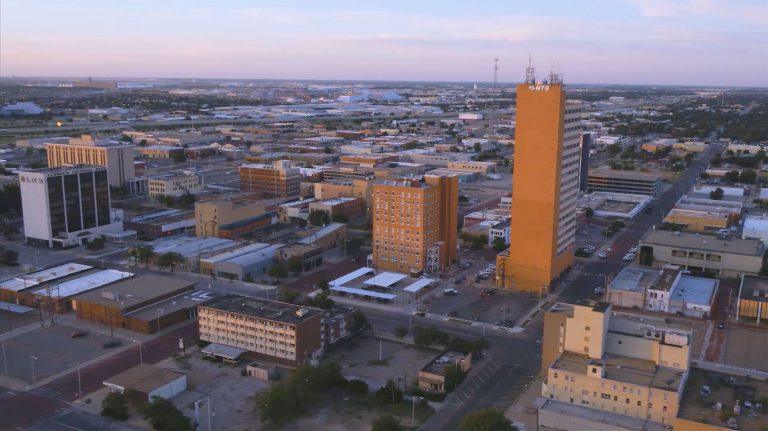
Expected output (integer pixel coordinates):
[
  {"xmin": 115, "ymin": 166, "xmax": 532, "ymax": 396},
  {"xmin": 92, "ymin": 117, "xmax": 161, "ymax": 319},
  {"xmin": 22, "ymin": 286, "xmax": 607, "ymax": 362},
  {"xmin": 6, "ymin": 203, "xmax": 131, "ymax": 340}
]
[{"xmin": 1, "ymin": 0, "xmax": 766, "ymax": 87}]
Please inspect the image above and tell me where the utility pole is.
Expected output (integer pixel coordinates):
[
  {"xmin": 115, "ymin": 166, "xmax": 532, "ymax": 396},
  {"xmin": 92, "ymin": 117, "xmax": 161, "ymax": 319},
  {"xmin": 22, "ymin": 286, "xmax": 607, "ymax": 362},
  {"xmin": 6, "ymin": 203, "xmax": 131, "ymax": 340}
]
[{"xmin": 493, "ymin": 58, "xmax": 499, "ymax": 87}]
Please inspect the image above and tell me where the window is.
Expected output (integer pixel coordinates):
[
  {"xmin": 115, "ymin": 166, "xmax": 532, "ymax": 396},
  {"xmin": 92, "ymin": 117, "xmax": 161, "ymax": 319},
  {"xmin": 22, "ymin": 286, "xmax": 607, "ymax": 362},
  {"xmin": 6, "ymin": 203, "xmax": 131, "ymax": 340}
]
[
  {"xmin": 637, "ymin": 401, "xmax": 642, "ymax": 407},
  {"xmin": 592, "ymin": 367, "xmax": 598, "ymax": 374},
  {"xmin": 662, "ymin": 406, "xmax": 667, "ymax": 412}
]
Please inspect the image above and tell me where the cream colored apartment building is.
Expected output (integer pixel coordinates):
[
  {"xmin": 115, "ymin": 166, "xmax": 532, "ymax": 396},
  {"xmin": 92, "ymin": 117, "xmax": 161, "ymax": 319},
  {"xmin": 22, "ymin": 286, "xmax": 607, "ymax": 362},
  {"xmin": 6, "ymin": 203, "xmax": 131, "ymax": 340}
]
[
  {"xmin": 313, "ymin": 179, "xmax": 374, "ymax": 210},
  {"xmin": 148, "ymin": 174, "xmax": 203, "ymax": 197},
  {"xmin": 541, "ymin": 302, "xmax": 691, "ymax": 428},
  {"xmin": 46, "ymin": 135, "xmax": 135, "ymax": 186}
]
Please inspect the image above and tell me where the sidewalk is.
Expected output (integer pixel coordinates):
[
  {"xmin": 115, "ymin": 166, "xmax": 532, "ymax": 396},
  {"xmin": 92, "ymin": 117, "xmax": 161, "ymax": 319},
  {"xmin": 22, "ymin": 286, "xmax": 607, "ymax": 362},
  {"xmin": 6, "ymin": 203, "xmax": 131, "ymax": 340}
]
[{"xmin": 505, "ymin": 376, "xmax": 542, "ymax": 431}]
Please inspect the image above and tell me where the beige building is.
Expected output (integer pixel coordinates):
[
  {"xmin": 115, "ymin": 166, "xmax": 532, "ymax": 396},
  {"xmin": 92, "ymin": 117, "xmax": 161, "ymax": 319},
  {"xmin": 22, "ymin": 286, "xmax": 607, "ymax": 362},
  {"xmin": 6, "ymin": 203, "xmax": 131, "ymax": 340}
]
[
  {"xmin": 46, "ymin": 135, "xmax": 135, "ymax": 187},
  {"xmin": 446, "ymin": 161, "xmax": 496, "ymax": 174},
  {"xmin": 541, "ymin": 302, "xmax": 691, "ymax": 428},
  {"xmin": 239, "ymin": 160, "xmax": 300, "ymax": 198},
  {"xmin": 417, "ymin": 350, "xmax": 472, "ymax": 393},
  {"xmin": 148, "ymin": 174, "xmax": 203, "ymax": 198},
  {"xmin": 638, "ymin": 230, "xmax": 763, "ymax": 277},
  {"xmin": 194, "ymin": 195, "xmax": 274, "ymax": 238},
  {"xmin": 663, "ymin": 208, "xmax": 731, "ymax": 232},
  {"xmin": 313, "ymin": 179, "xmax": 374, "ymax": 210}
]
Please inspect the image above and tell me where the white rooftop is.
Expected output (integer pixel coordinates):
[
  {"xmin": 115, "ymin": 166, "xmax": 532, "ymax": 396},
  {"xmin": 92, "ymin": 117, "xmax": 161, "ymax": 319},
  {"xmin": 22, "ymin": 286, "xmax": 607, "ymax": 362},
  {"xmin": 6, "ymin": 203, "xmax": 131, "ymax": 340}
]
[
  {"xmin": 670, "ymin": 275, "xmax": 718, "ymax": 306},
  {"xmin": 329, "ymin": 267, "xmax": 374, "ymax": 287},
  {"xmin": 403, "ymin": 278, "xmax": 433, "ymax": 293},
  {"xmin": 330, "ymin": 286, "xmax": 397, "ymax": 300},
  {"xmin": 364, "ymin": 272, "xmax": 406, "ymax": 288},
  {"xmin": 149, "ymin": 236, "xmax": 238, "ymax": 258},
  {"xmin": 0, "ymin": 263, "xmax": 93, "ymax": 292},
  {"xmin": 33, "ymin": 269, "xmax": 133, "ymax": 298}
]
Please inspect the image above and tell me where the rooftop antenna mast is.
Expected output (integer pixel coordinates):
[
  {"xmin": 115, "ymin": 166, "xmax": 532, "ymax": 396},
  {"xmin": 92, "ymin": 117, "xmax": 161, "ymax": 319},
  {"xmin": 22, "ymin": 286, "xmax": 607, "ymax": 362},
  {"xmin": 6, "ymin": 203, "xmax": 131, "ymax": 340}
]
[
  {"xmin": 525, "ymin": 55, "xmax": 535, "ymax": 84},
  {"xmin": 493, "ymin": 58, "xmax": 499, "ymax": 87}
]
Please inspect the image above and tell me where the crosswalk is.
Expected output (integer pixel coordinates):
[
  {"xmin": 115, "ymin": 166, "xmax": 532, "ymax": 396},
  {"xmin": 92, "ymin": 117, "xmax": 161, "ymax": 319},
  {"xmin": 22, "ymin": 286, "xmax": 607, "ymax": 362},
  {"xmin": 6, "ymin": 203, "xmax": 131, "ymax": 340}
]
[
  {"xmin": 444, "ymin": 359, "xmax": 528, "ymax": 409},
  {"xmin": 31, "ymin": 386, "xmax": 64, "ymax": 399}
]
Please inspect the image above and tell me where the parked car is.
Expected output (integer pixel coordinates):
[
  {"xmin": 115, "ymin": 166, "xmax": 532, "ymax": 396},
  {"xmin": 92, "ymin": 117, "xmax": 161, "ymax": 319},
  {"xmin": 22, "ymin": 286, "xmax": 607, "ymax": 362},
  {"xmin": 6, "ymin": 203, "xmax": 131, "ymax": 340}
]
[
  {"xmin": 443, "ymin": 288, "xmax": 459, "ymax": 296},
  {"xmin": 70, "ymin": 331, "xmax": 88, "ymax": 338},
  {"xmin": 102, "ymin": 340, "xmax": 123, "ymax": 348},
  {"xmin": 717, "ymin": 321, "xmax": 726, "ymax": 329},
  {"xmin": 597, "ymin": 252, "xmax": 608, "ymax": 259},
  {"xmin": 594, "ymin": 287, "xmax": 605, "ymax": 294}
]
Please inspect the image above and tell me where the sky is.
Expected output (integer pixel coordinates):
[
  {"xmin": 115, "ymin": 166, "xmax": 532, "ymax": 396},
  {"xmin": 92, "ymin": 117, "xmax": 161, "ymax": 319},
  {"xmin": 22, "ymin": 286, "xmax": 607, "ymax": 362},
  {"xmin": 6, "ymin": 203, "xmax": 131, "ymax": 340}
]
[{"xmin": 1, "ymin": 0, "xmax": 766, "ymax": 86}]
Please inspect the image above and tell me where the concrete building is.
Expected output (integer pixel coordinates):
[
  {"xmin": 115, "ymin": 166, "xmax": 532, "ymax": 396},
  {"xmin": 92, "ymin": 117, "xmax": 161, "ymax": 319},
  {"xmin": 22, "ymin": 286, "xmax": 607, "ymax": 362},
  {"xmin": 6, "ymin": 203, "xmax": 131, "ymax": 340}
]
[
  {"xmin": 144, "ymin": 236, "xmax": 239, "ymax": 272},
  {"xmin": 137, "ymin": 145, "xmax": 185, "ymax": 160},
  {"xmin": 446, "ymin": 161, "xmax": 496, "ymax": 174},
  {"xmin": 372, "ymin": 174, "xmax": 458, "ymax": 275},
  {"xmin": 309, "ymin": 197, "xmax": 364, "ymax": 221},
  {"xmin": 663, "ymin": 209, "xmax": 731, "ymax": 232},
  {"xmin": 313, "ymin": 179, "xmax": 374, "ymax": 210},
  {"xmin": 540, "ymin": 302, "xmax": 691, "ymax": 428},
  {"xmin": 588, "ymin": 169, "xmax": 663, "ymax": 196},
  {"xmin": 579, "ymin": 133, "xmax": 591, "ymax": 192},
  {"xmin": 198, "ymin": 294, "xmax": 354, "ymax": 367},
  {"xmin": 497, "ymin": 70, "xmax": 582, "ymax": 293},
  {"xmin": 195, "ymin": 194, "xmax": 275, "ymax": 238},
  {"xmin": 577, "ymin": 192, "xmax": 653, "ymax": 221},
  {"xmin": 417, "ymin": 350, "xmax": 472, "ymax": 394},
  {"xmin": 103, "ymin": 364, "xmax": 187, "ymax": 402},
  {"xmin": 148, "ymin": 174, "xmax": 203, "ymax": 198},
  {"xmin": 46, "ymin": 135, "xmax": 135, "ymax": 187},
  {"xmin": 72, "ymin": 274, "xmax": 198, "ymax": 334},
  {"xmin": 742, "ymin": 215, "xmax": 768, "ymax": 246},
  {"xmin": 125, "ymin": 209, "xmax": 195, "ymax": 239},
  {"xmin": 638, "ymin": 230, "xmax": 764, "ymax": 277},
  {"xmin": 199, "ymin": 243, "xmax": 283, "ymax": 281},
  {"xmin": 20, "ymin": 166, "xmax": 123, "ymax": 248},
  {"xmin": 735, "ymin": 275, "xmax": 768, "ymax": 324},
  {"xmin": 239, "ymin": 160, "xmax": 300, "ymax": 198}
]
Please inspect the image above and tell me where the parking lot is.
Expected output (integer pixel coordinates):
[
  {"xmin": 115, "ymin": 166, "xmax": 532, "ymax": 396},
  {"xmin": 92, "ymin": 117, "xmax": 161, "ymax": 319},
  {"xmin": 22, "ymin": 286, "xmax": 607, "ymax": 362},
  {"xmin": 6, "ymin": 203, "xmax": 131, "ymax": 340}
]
[
  {"xmin": 0, "ymin": 324, "xmax": 119, "ymax": 384},
  {"xmin": 0, "ymin": 309, "xmax": 39, "ymax": 335},
  {"xmin": 325, "ymin": 336, "xmax": 438, "ymax": 390}
]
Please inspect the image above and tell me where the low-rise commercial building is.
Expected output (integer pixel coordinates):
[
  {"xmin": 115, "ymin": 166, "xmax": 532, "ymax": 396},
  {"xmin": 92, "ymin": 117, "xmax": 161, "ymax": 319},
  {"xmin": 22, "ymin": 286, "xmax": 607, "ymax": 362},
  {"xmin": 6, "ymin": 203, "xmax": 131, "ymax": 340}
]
[
  {"xmin": 144, "ymin": 236, "xmax": 239, "ymax": 272},
  {"xmin": 735, "ymin": 275, "xmax": 768, "ymax": 324},
  {"xmin": 663, "ymin": 208, "xmax": 731, "ymax": 232},
  {"xmin": 313, "ymin": 179, "xmax": 374, "ymax": 210},
  {"xmin": 125, "ymin": 209, "xmax": 195, "ymax": 239},
  {"xmin": 198, "ymin": 294, "xmax": 355, "ymax": 367},
  {"xmin": 742, "ymin": 215, "xmax": 768, "ymax": 246},
  {"xmin": 417, "ymin": 351, "xmax": 472, "ymax": 393},
  {"xmin": 148, "ymin": 174, "xmax": 203, "ymax": 198},
  {"xmin": 195, "ymin": 194, "xmax": 276, "ymax": 238},
  {"xmin": 103, "ymin": 364, "xmax": 187, "ymax": 402},
  {"xmin": 587, "ymin": 169, "xmax": 663, "ymax": 196},
  {"xmin": 277, "ymin": 244, "xmax": 323, "ymax": 272},
  {"xmin": 309, "ymin": 197, "xmax": 364, "ymax": 221},
  {"xmin": 239, "ymin": 160, "xmax": 300, "ymax": 198},
  {"xmin": 72, "ymin": 274, "xmax": 198, "ymax": 334},
  {"xmin": 199, "ymin": 243, "xmax": 283, "ymax": 281},
  {"xmin": 638, "ymin": 230, "xmax": 764, "ymax": 277},
  {"xmin": 577, "ymin": 192, "xmax": 653, "ymax": 221},
  {"xmin": 137, "ymin": 145, "xmax": 186, "ymax": 159},
  {"xmin": 446, "ymin": 161, "xmax": 496, "ymax": 174}
]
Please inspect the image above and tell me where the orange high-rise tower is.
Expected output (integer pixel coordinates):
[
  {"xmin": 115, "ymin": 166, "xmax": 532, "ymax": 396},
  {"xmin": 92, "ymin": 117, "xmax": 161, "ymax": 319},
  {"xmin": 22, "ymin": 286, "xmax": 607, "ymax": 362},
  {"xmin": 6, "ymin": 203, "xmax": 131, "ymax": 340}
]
[{"xmin": 496, "ymin": 65, "xmax": 582, "ymax": 293}]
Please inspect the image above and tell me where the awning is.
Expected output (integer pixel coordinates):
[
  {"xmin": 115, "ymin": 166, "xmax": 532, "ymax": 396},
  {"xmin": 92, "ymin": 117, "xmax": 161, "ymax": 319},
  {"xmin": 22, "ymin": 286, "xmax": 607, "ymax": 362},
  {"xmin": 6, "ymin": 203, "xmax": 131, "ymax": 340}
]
[
  {"xmin": 0, "ymin": 301, "xmax": 34, "ymax": 314},
  {"xmin": 201, "ymin": 343, "xmax": 246, "ymax": 360}
]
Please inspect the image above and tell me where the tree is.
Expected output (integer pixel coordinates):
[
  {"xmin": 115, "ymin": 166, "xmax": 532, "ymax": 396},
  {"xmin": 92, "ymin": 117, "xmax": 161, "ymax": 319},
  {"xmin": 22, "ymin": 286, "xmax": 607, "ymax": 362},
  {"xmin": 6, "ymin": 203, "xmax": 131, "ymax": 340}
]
[
  {"xmin": 0, "ymin": 247, "xmax": 19, "ymax": 266},
  {"xmin": 0, "ymin": 183, "xmax": 22, "ymax": 216},
  {"xmin": 269, "ymin": 264, "xmax": 288, "ymax": 279},
  {"xmin": 724, "ymin": 170, "xmax": 740, "ymax": 183},
  {"xmin": 286, "ymin": 256, "xmax": 303, "ymax": 274},
  {"xmin": 740, "ymin": 169, "xmax": 757, "ymax": 184},
  {"xmin": 710, "ymin": 187, "xmax": 725, "ymax": 200},
  {"xmin": 142, "ymin": 396, "xmax": 193, "ymax": 431},
  {"xmin": 492, "ymin": 237, "xmax": 507, "ymax": 252},
  {"xmin": 280, "ymin": 289, "xmax": 301, "ymax": 304},
  {"xmin": 308, "ymin": 209, "xmax": 330, "ymax": 227},
  {"xmin": 130, "ymin": 245, "xmax": 156, "ymax": 267},
  {"xmin": 375, "ymin": 380, "xmax": 403, "ymax": 405},
  {"xmin": 372, "ymin": 414, "xmax": 405, "ymax": 431},
  {"xmin": 101, "ymin": 392, "xmax": 129, "ymax": 421},
  {"xmin": 459, "ymin": 408, "xmax": 517, "ymax": 431},
  {"xmin": 606, "ymin": 143, "xmax": 622, "ymax": 157},
  {"xmin": 351, "ymin": 310, "xmax": 369, "ymax": 331},
  {"xmin": 318, "ymin": 278, "xmax": 329, "ymax": 293},
  {"xmin": 394, "ymin": 326, "xmax": 408, "ymax": 338},
  {"xmin": 86, "ymin": 237, "xmax": 106, "ymax": 251},
  {"xmin": 444, "ymin": 363, "xmax": 467, "ymax": 392},
  {"xmin": 331, "ymin": 213, "xmax": 349, "ymax": 223},
  {"xmin": 157, "ymin": 252, "xmax": 184, "ymax": 272}
]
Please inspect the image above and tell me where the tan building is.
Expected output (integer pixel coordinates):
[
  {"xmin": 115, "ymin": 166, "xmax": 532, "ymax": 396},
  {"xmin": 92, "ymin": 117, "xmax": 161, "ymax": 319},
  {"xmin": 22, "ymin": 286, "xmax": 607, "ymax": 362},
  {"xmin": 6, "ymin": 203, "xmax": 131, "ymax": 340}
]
[
  {"xmin": 195, "ymin": 195, "xmax": 275, "ymax": 238},
  {"xmin": 340, "ymin": 154, "xmax": 399, "ymax": 167},
  {"xmin": 540, "ymin": 302, "xmax": 691, "ymax": 428},
  {"xmin": 239, "ymin": 160, "xmax": 300, "ymax": 198},
  {"xmin": 138, "ymin": 145, "xmax": 185, "ymax": 159},
  {"xmin": 198, "ymin": 294, "xmax": 355, "ymax": 367},
  {"xmin": 372, "ymin": 173, "xmax": 458, "ymax": 275},
  {"xmin": 663, "ymin": 208, "xmax": 731, "ymax": 232},
  {"xmin": 309, "ymin": 197, "xmax": 365, "ymax": 221},
  {"xmin": 638, "ymin": 230, "xmax": 763, "ymax": 277},
  {"xmin": 446, "ymin": 161, "xmax": 496, "ymax": 174},
  {"xmin": 735, "ymin": 275, "xmax": 768, "ymax": 324},
  {"xmin": 313, "ymin": 179, "xmax": 374, "ymax": 210},
  {"xmin": 148, "ymin": 174, "xmax": 203, "ymax": 198},
  {"xmin": 417, "ymin": 350, "xmax": 472, "ymax": 393},
  {"xmin": 46, "ymin": 135, "xmax": 135, "ymax": 187},
  {"xmin": 588, "ymin": 169, "xmax": 663, "ymax": 196}
]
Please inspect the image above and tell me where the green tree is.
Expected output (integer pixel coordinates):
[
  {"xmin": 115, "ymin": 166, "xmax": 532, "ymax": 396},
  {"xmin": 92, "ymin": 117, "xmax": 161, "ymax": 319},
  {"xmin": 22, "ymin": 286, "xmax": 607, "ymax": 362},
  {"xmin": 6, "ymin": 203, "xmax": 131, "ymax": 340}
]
[
  {"xmin": 86, "ymin": 237, "xmax": 106, "ymax": 251},
  {"xmin": 724, "ymin": 170, "xmax": 740, "ymax": 183},
  {"xmin": 710, "ymin": 187, "xmax": 725, "ymax": 200},
  {"xmin": 444, "ymin": 363, "xmax": 467, "ymax": 392},
  {"xmin": 269, "ymin": 264, "xmax": 288, "ymax": 279},
  {"xmin": 318, "ymin": 278, "xmax": 329, "ymax": 293},
  {"xmin": 130, "ymin": 245, "xmax": 156, "ymax": 267},
  {"xmin": 740, "ymin": 169, "xmax": 757, "ymax": 183},
  {"xmin": 375, "ymin": 380, "xmax": 403, "ymax": 405},
  {"xmin": 286, "ymin": 256, "xmax": 303, "ymax": 274},
  {"xmin": 606, "ymin": 143, "xmax": 622, "ymax": 157},
  {"xmin": 459, "ymin": 408, "xmax": 518, "ymax": 431},
  {"xmin": 142, "ymin": 396, "xmax": 193, "ymax": 431},
  {"xmin": 156, "ymin": 252, "xmax": 184, "ymax": 272},
  {"xmin": 308, "ymin": 209, "xmax": 330, "ymax": 227},
  {"xmin": 372, "ymin": 414, "xmax": 405, "ymax": 431},
  {"xmin": 280, "ymin": 289, "xmax": 301, "ymax": 304},
  {"xmin": 101, "ymin": 392, "xmax": 130, "ymax": 421},
  {"xmin": 491, "ymin": 237, "xmax": 507, "ymax": 252},
  {"xmin": 394, "ymin": 326, "xmax": 408, "ymax": 338},
  {"xmin": 584, "ymin": 207, "xmax": 594, "ymax": 218},
  {"xmin": 351, "ymin": 310, "xmax": 369, "ymax": 331}
]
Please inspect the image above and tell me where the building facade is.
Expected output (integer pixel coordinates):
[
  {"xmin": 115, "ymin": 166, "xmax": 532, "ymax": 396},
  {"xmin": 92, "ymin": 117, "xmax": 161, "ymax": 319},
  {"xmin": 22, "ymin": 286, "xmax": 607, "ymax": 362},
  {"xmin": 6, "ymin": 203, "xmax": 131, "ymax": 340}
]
[
  {"xmin": 497, "ymin": 70, "xmax": 581, "ymax": 292},
  {"xmin": 46, "ymin": 135, "xmax": 135, "ymax": 187},
  {"xmin": 372, "ymin": 174, "xmax": 458, "ymax": 275},
  {"xmin": 239, "ymin": 160, "xmax": 300, "ymax": 198},
  {"xmin": 195, "ymin": 195, "xmax": 274, "ymax": 238},
  {"xmin": 148, "ymin": 174, "xmax": 203, "ymax": 198},
  {"xmin": 20, "ymin": 166, "xmax": 122, "ymax": 247},
  {"xmin": 588, "ymin": 169, "xmax": 663, "ymax": 196}
]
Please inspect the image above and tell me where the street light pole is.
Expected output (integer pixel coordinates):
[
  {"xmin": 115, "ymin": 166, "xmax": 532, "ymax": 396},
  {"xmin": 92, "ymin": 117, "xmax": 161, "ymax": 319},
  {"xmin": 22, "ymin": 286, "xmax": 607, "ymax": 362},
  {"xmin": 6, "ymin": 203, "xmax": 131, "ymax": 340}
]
[
  {"xmin": 30, "ymin": 355, "xmax": 37, "ymax": 383},
  {"xmin": 76, "ymin": 361, "xmax": 82, "ymax": 400},
  {"xmin": 1, "ymin": 343, "xmax": 7, "ymax": 376}
]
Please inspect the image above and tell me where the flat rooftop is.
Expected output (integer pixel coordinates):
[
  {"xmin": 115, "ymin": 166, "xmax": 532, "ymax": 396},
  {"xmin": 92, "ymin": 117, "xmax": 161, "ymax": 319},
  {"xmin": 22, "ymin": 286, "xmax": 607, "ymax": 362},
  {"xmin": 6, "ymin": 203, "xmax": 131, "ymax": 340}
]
[
  {"xmin": 104, "ymin": 364, "xmax": 184, "ymax": 393},
  {"xmin": 127, "ymin": 289, "xmax": 219, "ymax": 321},
  {"xmin": 665, "ymin": 208, "xmax": 730, "ymax": 221},
  {"xmin": 201, "ymin": 243, "xmax": 271, "ymax": 265},
  {"xmin": 641, "ymin": 230, "xmax": 764, "ymax": 256},
  {"xmin": 589, "ymin": 169, "xmax": 662, "ymax": 181},
  {"xmin": 553, "ymin": 351, "xmax": 685, "ymax": 392},
  {"xmin": 739, "ymin": 275, "xmax": 768, "ymax": 303},
  {"xmin": 73, "ymin": 274, "xmax": 194, "ymax": 311},
  {"xmin": 538, "ymin": 398, "xmax": 668, "ymax": 431},
  {"xmin": 611, "ymin": 267, "xmax": 662, "ymax": 293},
  {"xmin": 678, "ymin": 368, "xmax": 768, "ymax": 431},
  {"xmin": 0, "ymin": 263, "xmax": 92, "ymax": 292},
  {"xmin": 364, "ymin": 272, "xmax": 406, "ymax": 288},
  {"xmin": 421, "ymin": 350, "xmax": 470, "ymax": 375},
  {"xmin": 32, "ymin": 269, "xmax": 133, "ymax": 299},
  {"xmin": 200, "ymin": 294, "xmax": 321, "ymax": 325},
  {"xmin": 670, "ymin": 275, "xmax": 717, "ymax": 306},
  {"xmin": 149, "ymin": 236, "xmax": 238, "ymax": 258}
]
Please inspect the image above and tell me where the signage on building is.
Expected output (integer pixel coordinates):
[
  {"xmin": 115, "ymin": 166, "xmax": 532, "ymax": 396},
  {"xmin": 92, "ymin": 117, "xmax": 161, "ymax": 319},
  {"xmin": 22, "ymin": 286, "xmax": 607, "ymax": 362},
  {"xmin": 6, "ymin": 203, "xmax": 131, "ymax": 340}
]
[{"xmin": 528, "ymin": 85, "xmax": 551, "ymax": 91}]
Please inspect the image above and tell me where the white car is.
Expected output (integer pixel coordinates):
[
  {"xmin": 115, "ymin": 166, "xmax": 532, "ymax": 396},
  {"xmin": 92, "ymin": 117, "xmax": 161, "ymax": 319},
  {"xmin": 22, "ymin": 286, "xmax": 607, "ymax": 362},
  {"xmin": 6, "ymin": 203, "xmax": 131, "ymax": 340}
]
[
  {"xmin": 594, "ymin": 287, "xmax": 605, "ymax": 294},
  {"xmin": 597, "ymin": 252, "xmax": 608, "ymax": 259}
]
